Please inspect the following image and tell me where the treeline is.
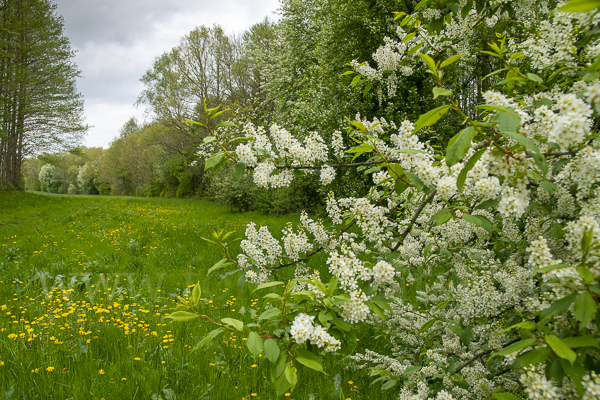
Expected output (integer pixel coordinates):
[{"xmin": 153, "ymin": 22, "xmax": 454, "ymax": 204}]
[
  {"xmin": 0, "ymin": 0, "xmax": 86, "ymax": 188},
  {"xmin": 24, "ymin": 0, "xmax": 506, "ymax": 212}
]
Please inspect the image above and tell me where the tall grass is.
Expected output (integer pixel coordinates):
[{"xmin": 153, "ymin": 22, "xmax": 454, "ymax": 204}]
[{"xmin": 0, "ymin": 191, "xmax": 397, "ymax": 400}]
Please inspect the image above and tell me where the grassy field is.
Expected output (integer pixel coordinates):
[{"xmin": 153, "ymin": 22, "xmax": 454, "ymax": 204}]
[{"xmin": 0, "ymin": 191, "xmax": 396, "ymax": 400}]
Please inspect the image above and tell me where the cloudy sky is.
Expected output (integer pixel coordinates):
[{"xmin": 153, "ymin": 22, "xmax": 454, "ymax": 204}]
[{"xmin": 55, "ymin": 0, "xmax": 280, "ymax": 149}]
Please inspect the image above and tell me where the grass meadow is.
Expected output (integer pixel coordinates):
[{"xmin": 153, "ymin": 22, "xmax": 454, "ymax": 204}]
[{"xmin": 0, "ymin": 191, "xmax": 399, "ymax": 400}]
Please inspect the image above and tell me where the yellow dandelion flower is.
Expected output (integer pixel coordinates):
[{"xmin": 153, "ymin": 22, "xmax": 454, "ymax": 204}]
[
  {"xmin": 46, "ymin": 366, "xmax": 54, "ymax": 372},
  {"xmin": 98, "ymin": 369, "xmax": 105, "ymax": 375}
]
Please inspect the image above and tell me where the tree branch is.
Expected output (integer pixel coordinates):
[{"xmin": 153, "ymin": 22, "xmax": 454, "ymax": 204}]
[
  {"xmin": 453, "ymin": 338, "xmax": 520, "ymax": 375},
  {"xmin": 274, "ymin": 160, "xmax": 385, "ymax": 170},
  {"xmin": 392, "ymin": 189, "xmax": 437, "ymax": 251}
]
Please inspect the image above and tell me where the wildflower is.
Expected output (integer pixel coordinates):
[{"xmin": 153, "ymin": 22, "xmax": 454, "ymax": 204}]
[
  {"xmin": 46, "ymin": 366, "xmax": 54, "ymax": 372},
  {"xmin": 98, "ymin": 369, "xmax": 104, "ymax": 375}
]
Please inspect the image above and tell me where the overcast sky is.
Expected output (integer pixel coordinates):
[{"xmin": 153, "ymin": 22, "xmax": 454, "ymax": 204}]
[{"xmin": 55, "ymin": 0, "xmax": 280, "ymax": 149}]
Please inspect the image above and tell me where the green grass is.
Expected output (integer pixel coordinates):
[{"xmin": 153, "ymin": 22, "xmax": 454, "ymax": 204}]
[{"xmin": 0, "ymin": 191, "xmax": 397, "ymax": 400}]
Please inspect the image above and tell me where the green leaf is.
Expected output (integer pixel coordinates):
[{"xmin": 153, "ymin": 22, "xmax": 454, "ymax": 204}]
[
  {"xmin": 191, "ymin": 283, "xmax": 201, "ymax": 306},
  {"xmin": 539, "ymin": 181, "xmax": 557, "ymax": 196},
  {"xmin": 475, "ymin": 199, "xmax": 499, "ymax": 210},
  {"xmin": 413, "ymin": 105, "xmax": 451, "ymax": 133},
  {"xmin": 540, "ymin": 293, "xmax": 577, "ymax": 321},
  {"xmin": 401, "ymin": 31, "xmax": 416, "ymax": 43},
  {"xmin": 381, "ymin": 380, "xmax": 397, "ymax": 390},
  {"xmin": 446, "ymin": 126, "xmax": 474, "ymax": 167},
  {"xmin": 419, "ymin": 53, "xmax": 437, "ymax": 72},
  {"xmin": 216, "ymin": 121, "xmax": 238, "ymax": 128},
  {"xmin": 221, "ymin": 318, "xmax": 244, "ymax": 332},
  {"xmin": 246, "ymin": 331, "xmax": 264, "ymax": 357},
  {"xmin": 561, "ymin": 335, "xmax": 600, "ymax": 349},
  {"xmin": 275, "ymin": 372, "xmax": 292, "ymax": 396},
  {"xmin": 433, "ymin": 87, "xmax": 453, "ymax": 99},
  {"xmin": 440, "ymin": 54, "xmax": 463, "ymax": 68},
  {"xmin": 296, "ymin": 349, "xmax": 325, "ymax": 373},
  {"xmin": 460, "ymin": 327, "xmax": 473, "ymax": 346},
  {"xmin": 560, "ymin": 0, "xmax": 600, "ymax": 12},
  {"xmin": 577, "ymin": 266, "xmax": 595, "ymax": 285},
  {"xmin": 526, "ymin": 73, "xmax": 543, "ymax": 83},
  {"xmin": 517, "ymin": 347, "xmax": 551, "ymax": 367},
  {"xmin": 457, "ymin": 148, "xmax": 486, "ymax": 192},
  {"xmin": 193, "ymin": 328, "xmax": 224, "ymax": 350},
  {"xmin": 284, "ymin": 365, "xmax": 298, "ymax": 388},
  {"xmin": 462, "ymin": 214, "xmax": 493, "ymax": 234},
  {"xmin": 493, "ymin": 339, "xmax": 537, "ymax": 356},
  {"xmin": 203, "ymin": 136, "xmax": 216, "ymax": 144},
  {"xmin": 207, "ymin": 258, "xmax": 232, "ymax": 276},
  {"xmin": 252, "ymin": 281, "xmax": 284, "ymax": 293},
  {"xmin": 492, "ymin": 394, "xmax": 523, "ymax": 400},
  {"xmin": 497, "ymin": 111, "xmax": 521, "ymax": 132},
  {"xmin": 552, "ymin": 158, "xmax": 570, "ymax": 175},
  {"xmin": 367, "ymin": 302, "xmax": 386, "ymax": 320},
  {"xmin": 404, "ymin": 170, "xmax": 426, "ymax": 191},
  {"xmin": 395, "ymin": 180, "xmax": 409, "ymax": 195},
  {"xmin": 561, "ymin": 359, "xmax": 586, "ymax": 396},
  {"xmin": 533, "ymin": 263, "xmax": 572, "ymax": 274},
  {"xmin": 264, "ymin": 338, "xmax": 280, "ymax": 363},
  {"xmin": 476, "ymin": 105, "xmax": 520, "ymax": 120},
  {"xmin": 461, "ymin": 0, "xmax": 473, "ymax": 18},
  {"xmin": 205, "ymin": 152, "xmax": 225, "ymax": 171},
  {"xmin": 258, "ymin": 308, "xmax": 282, "ymax": 321},
  {"xmin": 582, "ymin": 228, "xmax": 594, "ymax": 254},
  {"xmin": 574, "ymin": 291, "xmax": 597, "ymax": 326},
  {"xmin": 235, "ymin": 162, "xmax": 246, "ymax": 181},
  {"xmin": 545, "ymin": 335, "xmax": 576, "ymax": 364},
  {"xmin": 166, "ymin": 311, "xmax": 199, "ymax": 322},
  {"xmin": 502, "ymin": 131, "xmax": 540, "ymax": 154}
]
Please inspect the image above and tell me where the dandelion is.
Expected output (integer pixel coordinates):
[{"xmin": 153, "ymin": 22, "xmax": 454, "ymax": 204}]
[
  {"xmin": 46, "ymin": 366, "xmax": 54, "ymax": 372},
  {"xmin": 251, "ymin": 364, "xmax": 257, "ymax": 368},
  {"xmin": 99, "ymin": 369, "xmax": 105, "ymax": 375},
  {"xmin": 133, "ymin": 357, "xmax": 140, "ymax": 361}
]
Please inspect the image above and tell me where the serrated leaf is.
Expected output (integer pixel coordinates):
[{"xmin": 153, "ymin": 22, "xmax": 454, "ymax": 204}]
[
  {"xmin": 235, "ymin": 162, "xmax": 246, "ymax": 180},
  {"xmin": 246, "ymin": 331, "xmax": 263, "ymax": 357},
  {"xmin": 404, "ymin": 170, "xmax": 425, "ymax": 191},
  {"xmin": 457, "ymin": 148, "xmax": 486, "ymax": 192},
  {"xmin": 264, "ymin": 338, "xmax": 280, "ymax": 363},
  {"xmin": 546, "ymin": 335, "xmax": 576, "ymax": 364},
  {"xmin": 166, "ymin": 311, "xmax": 199, "ymax": 322},
  {"xmin": 497, "ymin": 111, "xmax": 520, "ymax": 132},
  {"xmin": 574, "ymin": 291, "xmax": 596, "ymax": 326},
  {"xmin": 413, "ymin": 105, "xmax": 450, "ymax": 133},
  {"xmin": 221, "ymin": 318, "xmax": 244, "ymax": 332},
  {"xmin": 446, "ymin": 126, "xmax": 474, "ymax": 167}
]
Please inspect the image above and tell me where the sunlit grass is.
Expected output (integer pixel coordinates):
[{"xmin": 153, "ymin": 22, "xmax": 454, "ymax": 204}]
[{"xmin": 0, "ymin": 191, "xmax": 396, "ymax": 399}]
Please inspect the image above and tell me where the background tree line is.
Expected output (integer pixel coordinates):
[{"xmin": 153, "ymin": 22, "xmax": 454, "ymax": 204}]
[{"xmin": 23, "ymin": 0, "xmax": 529, "ymax": 214}]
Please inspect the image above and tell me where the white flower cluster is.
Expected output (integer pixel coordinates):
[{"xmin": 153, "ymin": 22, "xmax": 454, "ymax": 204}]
[
  {"xmin": 341, "ymin": 290, "xmax": 370, "ymax": 324},
  {"xmin": 289, "ymin": 313, "xmax": 341, "ymax": 352},
  {"xmin": 372, "ymin": 260, "xmax": 395, "ymax": 285}
]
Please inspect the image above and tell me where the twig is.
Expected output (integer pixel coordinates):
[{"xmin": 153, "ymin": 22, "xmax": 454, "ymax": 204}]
[
  {"xmin": 274, "ymin": 160, "xmax": 385, "ymax": 170},
  {"xmin": 392, "ymin": 190, "xmax": 437, "ymax": 251},
  {"xmin": 453, "ymin": 338, "xmax": 520, "ymax": 374}
]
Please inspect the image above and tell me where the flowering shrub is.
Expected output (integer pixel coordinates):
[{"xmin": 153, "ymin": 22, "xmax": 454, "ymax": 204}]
[{"xmin": 170, "ymin": 1, "xmax": 600, "ymax": 398}]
